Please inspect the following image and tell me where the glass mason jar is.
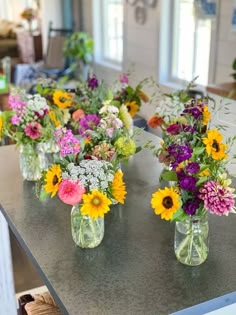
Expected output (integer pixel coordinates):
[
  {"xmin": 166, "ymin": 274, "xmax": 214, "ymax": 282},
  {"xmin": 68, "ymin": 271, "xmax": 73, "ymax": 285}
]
[
  {"xmin": 19, "ymin": 143, "xmax": 49, "ymax": 181},
  {"xmin": 71, "ymin": 204, "xmax": 104, "ymax": 248},
  {"xmin": 39, "ymin": 139, "xmax": 59, "ymax": 164},
  {"xmin": 174, "ymin": 212, "xmax": 209, "ymax": 266}
]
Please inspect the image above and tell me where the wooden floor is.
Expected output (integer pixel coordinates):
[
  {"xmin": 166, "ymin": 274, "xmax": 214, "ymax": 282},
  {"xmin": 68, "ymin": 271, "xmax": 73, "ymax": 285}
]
[{"xmin": 10, "ymin": 229, "xmax": 44, "ymax": 294}]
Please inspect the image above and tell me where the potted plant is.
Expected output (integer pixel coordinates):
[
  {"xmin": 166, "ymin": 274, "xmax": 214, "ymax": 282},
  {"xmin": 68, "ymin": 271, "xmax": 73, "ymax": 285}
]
[{"xmin": 63, "ymin": 32, "xmax": 94, "ymax": 80}]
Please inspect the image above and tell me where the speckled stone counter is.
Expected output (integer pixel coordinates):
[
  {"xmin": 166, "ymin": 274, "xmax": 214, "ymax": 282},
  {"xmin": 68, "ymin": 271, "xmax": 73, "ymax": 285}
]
[{"xmin": 0, "ymin": 131, "xmax": 236, "ymax": 315}]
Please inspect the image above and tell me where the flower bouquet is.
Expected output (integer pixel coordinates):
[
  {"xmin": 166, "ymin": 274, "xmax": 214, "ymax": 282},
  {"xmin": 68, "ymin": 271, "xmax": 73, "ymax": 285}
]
[
  {"xmin": 113, "ymin": 73, "xmax": 150, "ymax": 118},
  {"xmin": 2, "ymin": 88, "xmax": 56, "ymax": 180},
  {"xmin": 150, "ymin": 97, "xmax": 236, "ymax": 266},
  {"xmin": 39, "ymin": 128, "xmax": 127, "ymax": 248}
]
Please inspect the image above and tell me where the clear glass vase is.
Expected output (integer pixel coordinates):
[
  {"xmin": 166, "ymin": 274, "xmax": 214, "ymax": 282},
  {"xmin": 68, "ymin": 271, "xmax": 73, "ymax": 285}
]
[
  {"xmin": 71, "ymin": 204, "xmax": 104, "ymax": 248},
  {"xmin": 19, "ymin": 143, "xmax": 49, "ymax": 181},
  {"xmin": 174, "ymin": 212, "xmax": 209, "ymax": 266}
]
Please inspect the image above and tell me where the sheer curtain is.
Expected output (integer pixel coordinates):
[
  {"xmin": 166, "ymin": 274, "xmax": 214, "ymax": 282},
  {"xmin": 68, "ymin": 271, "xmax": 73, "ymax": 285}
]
[{"xmin": 0, "ymin": 0, "xmax": 34, "ymax": 21}]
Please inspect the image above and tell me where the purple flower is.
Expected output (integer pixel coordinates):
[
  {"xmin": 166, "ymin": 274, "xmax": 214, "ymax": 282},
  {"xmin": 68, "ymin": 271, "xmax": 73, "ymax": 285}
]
[
  {"xmin": 88, "ymin": 76, "xmax": 98, "ymax": 90},
  {"xmin": 166, "ymin": 123, "xmax": 195, "ymax": 135},
  {"xmin": 183, "ymin": 198, "xmax": 201, "ymax": 215},
  {"xmin": 180, "ymin": 175, "xmax": 197, "ymax": 191},
  {"xmin": 35, "ymin": 108, "xmax": 49, "ymax": 118},
  {"xmin": 185, "ymin": 162, "xmax": 200, "ymax": 174},
  {"xmin": 183, "ymin": 107, "xmax": 202, "ymax": 119},
  {"xmin": 119, "ymin": 73, "xmax": 129, "ymax": 84},
  {"xmin": 199, "ymin": 181, "xmax": 235, "ymax": 216},
  {"xmin": 78, "ymin": 114, "xmax": 100, "ymax": 137},
  {"xmin": 168, "ymin": 143, "xmax": 193, "ymax": 168}
]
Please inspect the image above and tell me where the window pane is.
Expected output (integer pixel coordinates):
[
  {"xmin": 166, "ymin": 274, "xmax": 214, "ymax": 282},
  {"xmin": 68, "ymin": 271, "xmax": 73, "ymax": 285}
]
[
  {"xmin": 103, "ymin": 0, "xmax": 123, "ymax": 63},
  {"xmin": 171, "ymin": 0, "xmax": 212, "ymax": 85}
]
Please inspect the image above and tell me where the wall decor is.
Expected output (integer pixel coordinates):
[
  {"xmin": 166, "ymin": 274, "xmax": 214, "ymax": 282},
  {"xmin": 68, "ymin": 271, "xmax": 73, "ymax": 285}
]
[{"xmin": 126, "ymin": 0, "xmax": 157, "ymax": 25}]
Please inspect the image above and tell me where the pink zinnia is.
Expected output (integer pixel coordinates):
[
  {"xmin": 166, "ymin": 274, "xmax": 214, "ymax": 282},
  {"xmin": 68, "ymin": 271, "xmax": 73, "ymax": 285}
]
[
  {"xmin": 199, "ymin": 181, "xmax": 235, "ymax": 216},
  {"xmin": 58, "ymin": 179, "xmax": 86, "ymax": 205},
  {"xmin": 24, "ymin": 122, "xmax": 42, "ymax": 139}
]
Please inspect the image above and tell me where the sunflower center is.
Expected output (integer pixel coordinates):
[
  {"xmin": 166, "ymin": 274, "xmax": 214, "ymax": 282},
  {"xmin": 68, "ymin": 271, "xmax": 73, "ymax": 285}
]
[
  {"xmin": 59, "ymin": 97, "xmax": 66, "ymax": 103},
  {"xmin": 127, "ymin": 106, "xmax": 131, "ymax": 112},
  {"xmin": 162, "ymin": 196, "xmax": 173, "ymax": 209},
  {"xmin": 92, "ymin": 197, "xmax": 101, "ymax": 206},
  {"xmin": 212, "ymin": 139, "xmax": 220, "ymax": 152},
  {"xmin": 52, "ymin": 175, "xmax": 58, "ymax": 186}
]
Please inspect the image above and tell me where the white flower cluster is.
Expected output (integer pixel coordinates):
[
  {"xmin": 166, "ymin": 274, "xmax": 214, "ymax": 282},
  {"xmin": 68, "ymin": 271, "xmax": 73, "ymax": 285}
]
[
  {"xmin": 62, "ymin": 158, "xmax": 114, "ymax": 192},
  {"xmin": 99, "ymin": 104, "xmax": 123, "ymax": 130},
  {"xmin": 26, "ymin": 94, "xmax": 49, "ymax": 115}
]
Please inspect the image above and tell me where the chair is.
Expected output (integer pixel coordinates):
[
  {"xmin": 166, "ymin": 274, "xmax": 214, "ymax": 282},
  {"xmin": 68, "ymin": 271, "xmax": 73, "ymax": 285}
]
[{"xmin": 41, "ymin": 21, "xmax": 73, "ymax": 79}]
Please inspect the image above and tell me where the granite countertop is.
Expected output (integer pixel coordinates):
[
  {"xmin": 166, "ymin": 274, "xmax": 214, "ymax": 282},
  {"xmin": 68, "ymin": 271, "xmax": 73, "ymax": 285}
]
[{"xmin": 0, "ymin": 131, "xmax": 236, "ymax": 315}]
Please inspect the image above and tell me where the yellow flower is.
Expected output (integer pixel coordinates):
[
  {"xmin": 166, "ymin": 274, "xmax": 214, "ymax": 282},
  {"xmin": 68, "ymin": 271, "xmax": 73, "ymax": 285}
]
[
  {"xmin": 44, "ymin": 164, "xmax": 62, "ymax": 197},
  {"xmin": 0, "ymin": 114, "xmax": 3, "ymax": 140},
  {"xmin": 202, "ymin": 129, "xmax": 228, "ymax": 160},
  {"xmin": 151, "ymin": 187, "xmax": 180, "ymax": 221},
  {"xmin": 199, "ymin": 169, "xmax": 210, "ymax": 177},
  {"xmin": 125, "ymin": 101, "xmax": 139, "ymax": 117},
  {"xmin": 53, "ymin": 91, "xmax": 72, "ymax": 109},
  {"xmin": 119, "ymin": 104, "xmax": 132, "ymax": 129},
  {"xmin": 137, "ymin": 90, "xmax": 149, "ymax": 103},
  {"xmin": 202, "ymin": 106, "xmax": 211, "ymax": 126},
  {"xmin": 81, "ymin": 190, "xmax": 112, "ymax": 220},
  {"xmin": 111, "ymin": 170, "xmax": 127, "ymax": 204},
  {"xmin": 49, "ymin": 110, "xmax": 61, "ymax": 128}
]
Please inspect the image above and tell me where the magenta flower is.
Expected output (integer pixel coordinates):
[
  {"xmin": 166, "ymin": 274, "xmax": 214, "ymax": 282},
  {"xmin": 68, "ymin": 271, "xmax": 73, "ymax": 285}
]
[
  {"xmin": 54, "ymin": 128, "xmax": 81, "ymax": 157},
  {"xmin": 24, "ymin": 122, "xmax": 42, "ymax": 139},
  {"xmin": 199, "ymin": 181, "xmax": 235, "ymax": 216},
  {"xmin": 119, "ymin": 73, "xmax": 129, "ymax": 84},
  {"xmin": 58, "ymin": 179, "xmax": 86, "ymax": 205},
  {"xmin": 88, "ymin": 75, "xmax": 98, "ymax": 89},
  {"xmin": 78, "ymin": 114, "xmax": 100, "ymax": 137},
  {"xmin": 8, "ymin": 95, "xmax": 26, "ymax": 111}
]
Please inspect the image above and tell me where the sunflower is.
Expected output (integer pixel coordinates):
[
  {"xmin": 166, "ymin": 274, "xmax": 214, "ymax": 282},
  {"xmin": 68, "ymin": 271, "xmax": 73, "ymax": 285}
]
[
  {"xmin": 202, "ymin": 129, "xmax": 228, "ymax": 160},
  {"xmin": 111, "ymin": 170, "xmax": 127, "ymax": 204},
  {"xmin": 81, "ymin": 190, "xmax": 112, "ymax": 220},
  {"xmin": 151, "ymin": 187, "xmax": 180, "ymax": 221},
  {"xmin": 125, "ymin": 101, "xmax": 139, "ymax": 117},
  {"xmin": 44, "ymin": 164, "xmax": 62, "ymax": 197},
  {"xmin": 202, "ymin": 106, "xmax": 211, "ymax": 126},
  {"xmin": 49, "ymin": 110, "xmax": 61, "ymax": 128},
  {"xmin": 53, "ymin": 91, "xmax": 72, "ymax": 109},
  {"xmin": 0, "ymin": 114, "xmax": 3, "ymax": 140}
]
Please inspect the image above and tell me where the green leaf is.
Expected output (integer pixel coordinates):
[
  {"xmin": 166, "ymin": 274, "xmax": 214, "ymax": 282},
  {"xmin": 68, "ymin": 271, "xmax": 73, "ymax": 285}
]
[
  {"xmin": 171, "ymin": 208, "xmax": 187, "ymax": 222},
  {"xmin": 160, "ymin": 170, "xmax": 178, "ymax": 181},
  {"xmin": 193, "ymin": 147, "xmax": 205, "ymax": 155},
  {"xmin": 39, "ymin": 187, "xmax": 50, "ymax": 201},
  {"xmin": 135, "ymin": 146, "xmax": 142, "ymax": 154},
  {"xmin": 196, "ymin": 176, "xmax": 208, "ymax": 186}
]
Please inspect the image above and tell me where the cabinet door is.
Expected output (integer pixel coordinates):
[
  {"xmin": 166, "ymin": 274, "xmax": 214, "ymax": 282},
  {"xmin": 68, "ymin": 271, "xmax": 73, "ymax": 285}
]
[{"xmin": 17, "ymin": 32, "xmax": 35, "ymax": 64}]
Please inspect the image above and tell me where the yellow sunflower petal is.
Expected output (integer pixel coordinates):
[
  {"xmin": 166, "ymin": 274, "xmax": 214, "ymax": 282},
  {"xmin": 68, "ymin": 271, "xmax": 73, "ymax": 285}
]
[
  {"xmin": 151, "ymin": 187, "xmax": 180, "ymax": 221},
  {"xmin": 111, "ymin": 170, "xmax": 127, "ymax": 204},
  {"xmin": 44, "ymin": 164, "xmax": 62, "ymax": 197},
  {"xmin": 125, "ymin": 101, "xmax": 139, "ymax": 117},
  {"xmin": 80, "ymin": 190, "xmax": 112, "ymax": 220},
  {"xmin": 53, "ymin": 91, "xmax": 72, "ymax": 109}
]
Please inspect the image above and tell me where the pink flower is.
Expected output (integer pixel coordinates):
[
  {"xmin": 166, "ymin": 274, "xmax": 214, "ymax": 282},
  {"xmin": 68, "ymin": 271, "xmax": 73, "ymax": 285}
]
[
  {"xmin": 119, "ymin": 73, "xmax": 129, "ymax": 84},
  {"xmin": 24, "ymin": 122, "xmax": 42, "ymax": 139},
  {"xmin": 199, "ymin": 181, "xmax": 235, "ymax": 216},
  {"xmin": 11, "ymin": 115, "xmax": 21, "ymax": 125},
  {"xmin": 8, "ymin": 95, "xmax": 26, "ymax": 111},
  {"xmin": 106, "ymin": 128, "xmax": 114, "ymax": 138},
  {"xmin": 58, "ymin": 179, "xmax": 86, "ymax": 205}
]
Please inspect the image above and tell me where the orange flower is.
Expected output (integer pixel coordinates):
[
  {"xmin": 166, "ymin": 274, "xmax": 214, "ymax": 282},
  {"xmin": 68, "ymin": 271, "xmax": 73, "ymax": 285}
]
[
  {"xmin": 72, "ymin": 109, "xmax": 85, "ymax": 122},
  {"xmin": 148, "ymin": 115, "xmax": 164, "ymax": 129}
]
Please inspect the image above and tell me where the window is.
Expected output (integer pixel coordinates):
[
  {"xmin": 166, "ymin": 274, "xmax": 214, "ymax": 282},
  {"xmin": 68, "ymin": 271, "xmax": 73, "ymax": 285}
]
[
  {"xmin": 169, "ymin": 0, "xmax": 215, "ymax": 86},
  {"xmin": 94, "ymin": 0, "xmax": 124, "ymax": 66}
]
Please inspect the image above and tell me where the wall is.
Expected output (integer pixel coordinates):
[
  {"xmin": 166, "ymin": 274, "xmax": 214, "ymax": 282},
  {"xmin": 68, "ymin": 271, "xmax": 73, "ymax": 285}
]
[{"xmin": 215, "ymin": 0, "xmax": 236, "ymax": 84}]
